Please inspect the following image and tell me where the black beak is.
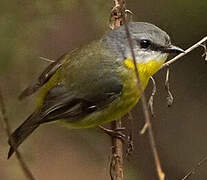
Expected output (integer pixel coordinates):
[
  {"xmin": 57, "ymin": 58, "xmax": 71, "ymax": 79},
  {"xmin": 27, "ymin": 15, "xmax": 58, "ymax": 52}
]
[{"xmin": 163, "ymin": 45, "xmax": 184, "ymax": 54}]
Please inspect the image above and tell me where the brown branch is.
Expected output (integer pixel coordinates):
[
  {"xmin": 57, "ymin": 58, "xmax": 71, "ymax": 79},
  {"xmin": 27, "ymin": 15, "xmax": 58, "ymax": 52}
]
[
  {"xmin": 109, "ymin": 0, "xmax": 126, "ymax": 29},
  {"xmin": 0, "ymin": 89, "xmax": 35, "ymax": 180},
  {"xmin": 110, "ymin": 119, "xmax": 124, "ymax": 180},
  {"xmin": 109, "ymin": 1, "xmax": 126, "ymax": 180},
  {"xmin": 110, "ymin": 0, "xmax": 166, "ymax": 179}
]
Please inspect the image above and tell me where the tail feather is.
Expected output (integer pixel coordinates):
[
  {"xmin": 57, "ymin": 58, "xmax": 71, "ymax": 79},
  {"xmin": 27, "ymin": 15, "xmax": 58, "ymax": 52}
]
[{"xmin": 8, "ymin": 111, "xmax": 40, "ymax": 159}]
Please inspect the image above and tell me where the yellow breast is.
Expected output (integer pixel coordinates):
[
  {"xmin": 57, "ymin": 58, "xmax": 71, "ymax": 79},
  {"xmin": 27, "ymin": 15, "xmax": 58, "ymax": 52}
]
[{"xmin": 119, "ymin": 57, "xmax": 167, "ymax": 112}]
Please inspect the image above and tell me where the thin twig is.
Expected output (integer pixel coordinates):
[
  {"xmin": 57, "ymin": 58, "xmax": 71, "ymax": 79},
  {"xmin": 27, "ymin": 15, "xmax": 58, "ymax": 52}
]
[
  {"xmin": 124, "ymin": 22, "xmax": 165, "ymax": 180},
  {"xmin": 148, "ymin": 76, "xmax": 157, "ymax": 116},
  {"xmin": 39, "ymin": 57, "xmax": 55, "ymax": 63},
  {"xmin": 181, "ymin": 156, "xmax": 207, "ymax": 180},
  {"xmin": 109, "ymin": 1, "xmax": 126, "ymax": 180},
  {"xmin": 161, "ymin": 36, "xmax": 207, "ymax": 69},
  {"xmin": 165, "ymin": 65, "xmax": 174, "ymax": 106},
  {"xmin": 200, "ymin": 43, "xmax": 207, "ymax": 61},
  {"xmin": 140, "ymin": 123, "xmax": 148, "ymax": 135},
  {"xmin": 109, "ymin": 0, "xmax": 126, "ymax": 29},
  {"xmin": 0, "ymin": 89, "xmax": 35, "ymax": 180},
  {"xmin": 110, "ymin": 119, "xmax": 124, "ymax": 180},
  {"xmin": 140, "ymin": 77, "xmax": 156, "ymax": 134}
]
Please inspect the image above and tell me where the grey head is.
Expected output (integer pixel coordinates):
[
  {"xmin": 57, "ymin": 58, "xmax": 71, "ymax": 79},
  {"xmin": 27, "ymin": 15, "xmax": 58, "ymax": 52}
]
[{"xmin": 102, "ymin": 22, "xmax": 184, "ymax": 63}]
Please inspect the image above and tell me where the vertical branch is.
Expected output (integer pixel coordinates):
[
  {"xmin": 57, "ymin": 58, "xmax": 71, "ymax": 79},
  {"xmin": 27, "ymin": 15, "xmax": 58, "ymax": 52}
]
[
  {"xmin": 109, "ymin": 0, "xmax": 126, "ymax": 29},
  {"xmin": 110, "ymin": 120, "xmax": 124, "ymax": 180},
  {"xmin": 109, "ymin": 1, "xmax": 126, "ymax": 180},
  {"xmin": 109, "ymin": 1, "xmax": 165, "ymax": 180},
  {"xmin": 0, "ymin": 89, "xmax": 35, "ymax": 180}
]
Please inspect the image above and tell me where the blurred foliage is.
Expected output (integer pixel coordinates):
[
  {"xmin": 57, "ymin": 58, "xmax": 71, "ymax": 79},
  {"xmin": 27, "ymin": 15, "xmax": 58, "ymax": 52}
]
[{"xmin": 0, "ymin": 0, "xmax": 207, "ymax": 180}]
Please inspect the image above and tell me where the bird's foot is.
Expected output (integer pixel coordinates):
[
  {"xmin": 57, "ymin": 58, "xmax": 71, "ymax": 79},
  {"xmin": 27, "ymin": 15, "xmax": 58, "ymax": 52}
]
[{"xmin": 98, "ymin": 125, "xmax": 126, "ymax": 141}]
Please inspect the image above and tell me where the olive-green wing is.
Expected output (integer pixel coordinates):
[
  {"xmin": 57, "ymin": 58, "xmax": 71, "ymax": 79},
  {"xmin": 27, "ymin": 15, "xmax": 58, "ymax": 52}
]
[
  {"xmin": 18, "ymin": 52, "xmax": 73, "ymax": 100},
  {"xmin": 39, "ymin": 74, "xmax": 123, "ymax": 123},
  {"xmin": 36, "ymin": 41, "xmax": 123, "ymax": 122}
]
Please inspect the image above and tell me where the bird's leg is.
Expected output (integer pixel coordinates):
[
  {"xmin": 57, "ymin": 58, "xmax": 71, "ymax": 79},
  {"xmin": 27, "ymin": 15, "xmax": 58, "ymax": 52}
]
[
  {"xmin": 98, "ymin": 125, "xmax": 126, "ymax": 141},
  {"xmin": 99, "ymin": 125, "xmax": 135, "ymax": 157}
]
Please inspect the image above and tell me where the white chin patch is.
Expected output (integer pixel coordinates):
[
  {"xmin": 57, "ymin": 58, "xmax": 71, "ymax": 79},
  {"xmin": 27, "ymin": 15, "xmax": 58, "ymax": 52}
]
[{"xmin": 134, "ymin": 51, "xmax": 168, "ymax": 63}]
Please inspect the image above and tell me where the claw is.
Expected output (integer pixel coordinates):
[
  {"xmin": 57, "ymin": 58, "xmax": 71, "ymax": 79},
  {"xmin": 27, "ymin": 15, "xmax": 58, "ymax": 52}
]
[{"xmin": 99, "ymin": 125, "xmax": 126, "ymax": 141}]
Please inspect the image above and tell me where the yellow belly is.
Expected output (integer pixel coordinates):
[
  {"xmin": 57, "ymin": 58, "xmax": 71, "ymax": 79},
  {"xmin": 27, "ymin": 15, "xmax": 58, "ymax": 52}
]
[{"xmin": 62, "ymin": 58, "xmax": 166, "ymax": 128}]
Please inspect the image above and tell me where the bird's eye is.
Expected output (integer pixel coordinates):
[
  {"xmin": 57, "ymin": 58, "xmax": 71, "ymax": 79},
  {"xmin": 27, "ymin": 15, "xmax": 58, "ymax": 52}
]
[{"xmin": 140, "ymin": 39, "xmax": 151, "ymax": 49}]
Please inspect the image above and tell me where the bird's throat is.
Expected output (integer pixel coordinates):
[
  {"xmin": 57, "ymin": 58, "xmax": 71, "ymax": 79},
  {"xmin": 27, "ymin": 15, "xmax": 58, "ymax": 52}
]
[{"xmin": 124, "ymin": 57, "xmax": 166, "ymax": 78}]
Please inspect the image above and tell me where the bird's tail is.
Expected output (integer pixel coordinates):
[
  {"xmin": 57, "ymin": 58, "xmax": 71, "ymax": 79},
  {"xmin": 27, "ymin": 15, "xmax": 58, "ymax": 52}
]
[{"xmin": 8, "ymin": 111, "xmax": 40, "ymax": 159}]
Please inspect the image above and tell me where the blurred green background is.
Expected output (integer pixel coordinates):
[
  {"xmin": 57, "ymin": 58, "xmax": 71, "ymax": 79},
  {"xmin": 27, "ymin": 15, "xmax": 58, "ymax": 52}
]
[{"xmin": 0, "ymin": 0, "xmax": 207, "ymax": 179}]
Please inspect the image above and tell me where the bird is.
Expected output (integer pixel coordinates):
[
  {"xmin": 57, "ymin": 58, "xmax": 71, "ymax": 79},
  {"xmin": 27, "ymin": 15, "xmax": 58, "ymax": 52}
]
[{"xmin": 8, "ymin": 22, "xmax": 184, "ymax": 159}]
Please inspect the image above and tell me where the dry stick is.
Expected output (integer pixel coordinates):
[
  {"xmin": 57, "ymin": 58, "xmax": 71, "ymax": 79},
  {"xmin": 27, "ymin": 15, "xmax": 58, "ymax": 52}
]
[
  {"xmin": 0, "ymin": 89, "xmax": 35, "ymax": 180},
  {"xmin": 148, "ymin": 76, "xmax": 157, "ymax": 117},
  {"xmin": 109, "ymin": 0, "xmax": 126, "ymax": 29},
  {"xmin": 200, "ymin": 43, "xmax": 207, "ymax": 61},
  {"xmin": 124, "ymin": 23, "xmax": 165, "ymax": 180},
  {"xmin": 164, "ymin": 66, "xmax": 173, "ymax": 107},
  {"xmin": 140, "ymin": 77, "xmax": 157, "ymax": 135},
  {"xmin": 110, "ymin": 120, "xmax": 124, "ymax": 180},
  {"xmin": 109, "ymin": 1, "xmax": 126, "ymax": 180},
  {"xmin": 161, "ymin": 36, "xmax": 207, "ymax": 69},
  {"xmin": 39, "ymin": 57, "xmax": 55, "ymax": 63},
  {"xmin": 181, "ymin": 156, "xmax": 207, "ymax": 180}
]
